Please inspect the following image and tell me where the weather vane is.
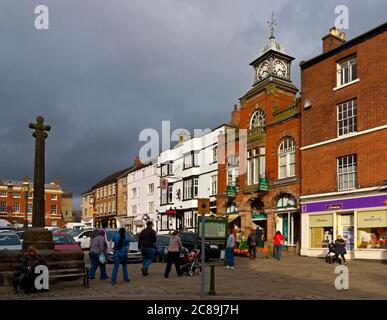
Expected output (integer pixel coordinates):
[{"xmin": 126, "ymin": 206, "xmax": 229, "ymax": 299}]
[{"xmin": 267, "ymin": 12, "xmax": 277, "ymax": 39}]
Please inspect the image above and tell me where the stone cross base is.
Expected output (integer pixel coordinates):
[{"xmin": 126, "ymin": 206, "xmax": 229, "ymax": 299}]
[
  {"xmin": 22, "ymin": 228, "xmax": 54, "ymax": 250},
  {"xmin": 0, "ymin": 250, "xmax": 85, "ymax": 287}
]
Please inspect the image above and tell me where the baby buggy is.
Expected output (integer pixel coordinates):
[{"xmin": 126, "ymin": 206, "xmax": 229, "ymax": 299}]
[
  {"xmin": 180, "ymin": 248, "xmax": 202, "ymax": 276},
  {"xmin": 325, "ymin": 242, "xmax": 344, "ymax": 265}
]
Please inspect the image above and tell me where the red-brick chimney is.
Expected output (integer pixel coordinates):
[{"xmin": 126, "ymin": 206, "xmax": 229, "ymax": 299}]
[
  {"xmin": 134, "ymin": 156, "xmax": 142, "ymax": 168},
  {"xmin": 230, "ymin": 104, "xmax": 240, "ymax": 126},
  {"xmin": 322, "ymin": 27, "xmax": 346, "ymax": 53}
]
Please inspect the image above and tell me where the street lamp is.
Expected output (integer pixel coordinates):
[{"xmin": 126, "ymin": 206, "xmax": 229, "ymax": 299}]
[{"xmin": 22, "ymin": 176, "xmax": 31, "ymax": 229}]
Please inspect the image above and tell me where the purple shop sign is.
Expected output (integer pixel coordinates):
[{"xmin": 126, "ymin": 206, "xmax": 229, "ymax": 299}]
[{"xmin": 302, "ymin": 194, "xmax": 387, "ymax": 213}]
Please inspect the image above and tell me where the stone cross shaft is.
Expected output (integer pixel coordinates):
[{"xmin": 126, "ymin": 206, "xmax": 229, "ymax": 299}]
[{"xmin": 29, "ymin": 116, "xmax": 51, "ymax": 228}]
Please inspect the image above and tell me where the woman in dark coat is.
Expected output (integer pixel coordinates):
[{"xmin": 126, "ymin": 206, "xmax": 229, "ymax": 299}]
[
  {"xmin": 334, "ymin": 235, "xmax": 347, "ymax": 264},
  {"xmin": 13, "ymin": 246, "xmax": 46, "ymax": 293}
]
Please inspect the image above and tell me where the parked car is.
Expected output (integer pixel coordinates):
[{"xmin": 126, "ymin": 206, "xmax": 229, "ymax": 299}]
[
  {"xmin": 0, "ymin": 230, "xmax": 22, "ymax": 251},
  {"xmin": 52, "ymin": 232, "xmax": 82, "ymax": 251},
  {"xmin": 154, "ymin": 234, "xmax": 170, "ymax": 262},
  {"xmin": 179, "ymin": 231, "xmax": 220, "ymax": 261},
  {"xmin": 0, "ymin": 219, "xmax": 16, "ymax": 231},
  {"xmin": 70, "ymin": 228, "xmax": 95, "ymax": 250},
  {"xmin": 15, "ymin": 230, "xmax": 25, "ymax": 243},
  {"xmin": 104, "ymin": 228, "xmax": 142, "ymax": 263}
]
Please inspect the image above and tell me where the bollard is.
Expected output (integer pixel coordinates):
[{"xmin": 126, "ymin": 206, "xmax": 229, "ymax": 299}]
[
  {"xmin": 267, "ymin": 246, "xmax": 271, "ymax": 259},
  {"xmin": 209, "ymin": 265, "xmax": 216, "ymax": 295}
]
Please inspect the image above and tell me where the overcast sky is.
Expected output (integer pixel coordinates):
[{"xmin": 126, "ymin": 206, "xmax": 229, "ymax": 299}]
[{"xmin": 0, "ymin": 0, "xmax": 385, "ymax": 209}]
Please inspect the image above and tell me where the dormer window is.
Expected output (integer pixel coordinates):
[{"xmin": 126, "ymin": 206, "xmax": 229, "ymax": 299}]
[
  {"xmin": 337, "ymin": 57, "xmax": 357, "ymax": 87},
  {"xmin": 250, "ymin": 109, "xmax": 266, "ymax": 129}
]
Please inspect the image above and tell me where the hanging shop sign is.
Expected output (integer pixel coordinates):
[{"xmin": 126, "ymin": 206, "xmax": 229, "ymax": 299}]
[
  {"xmin": 258, "ymin": 178, "xmax": 269, "ymax": 191},
  {"xmin": 226, "ymin": 185, "xmax": 236, "ymax": 197}
]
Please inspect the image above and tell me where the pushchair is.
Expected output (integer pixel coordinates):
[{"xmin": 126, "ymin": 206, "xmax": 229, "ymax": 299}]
[
  {"xmin": 180, "ymin": 248, "xmax": 202, "ymax": 276},
  {"xmin": 325, "ymin": 242, "xmax": 344, "ymax": 265}
]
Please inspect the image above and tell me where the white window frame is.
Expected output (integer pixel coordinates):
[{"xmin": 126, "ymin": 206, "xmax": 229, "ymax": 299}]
[
  {"xmin": 278, "ymin": 138, "xmax": 296, "ymax": 179},
  {"xmin": 337, "ymin": 99, "xmax": 357, "ymax": 137},
  {"xmin": 161, "ymin": 188, "xmax": 168, "ymax": 205},
  {"xmin": 168, "ymin": 185, "xmax": 173, "ymax": 203},
  {"xmin": 0, "ymin": 191, "xmax": 7, "ymax": 198},
  {"xmin": 27, "ymin": 203, "xmax": 32, "ymax": 214},
  {"xmin": 50, "ymin": 204, "xmax": 57, "ymax": 214},
  {"xmin": 0, "ymin": 202, "xmax": 6, "ymax": 213},
  {"xmin": 184, "ymin": 179, "xmax": 193, "ymax": 200},
  {"xmin": 13, "ymin": 202, "xmax": 20, "ymax": 213},
  {"xmin": 51, "ymin": 194, "xmax": 57, "ymax": 200},
  {"xmin": 211, "ymin": 175, "xmax": 218, "ymax": 195},
  {"xmin": 212, "ymin": 146, "xmax": 218, "ymax": 163},
  {"xmin": 193, "ymin": 178, "xmax": 199, "ymax": 198},
  {"xmin": 337, "ymin": 154, "xmax": 357, "ymax": 191},
  {"xmin": 184, "ymin": 153, "xmax": 193, "ymax": 169},
  {"xmin": 13, "ymin": 192, "xmax": 20, "ymax": 199},
  {"xmin": 148, "ymin": 183, "xmax": 154, "ymax": 195},
  {"xmin": 148, "ymin": 202, "xmax": 154, "ymax": 213},
  {"xmin": 336, "ymin": 57, "xmax": 357, "ymax": 88},
  {"xmin": 249, "ymin": 109, "xmax": 266, "ymax": 129}
]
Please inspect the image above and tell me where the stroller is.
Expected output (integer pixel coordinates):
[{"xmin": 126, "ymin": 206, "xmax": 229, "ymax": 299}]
[
  {"xmin": 180, "ymin": 248, "xmax": 202, "ymax": 276},
  {"xmin": 325, "ymin": 242, "xmax": 344, "ymax": 265}
]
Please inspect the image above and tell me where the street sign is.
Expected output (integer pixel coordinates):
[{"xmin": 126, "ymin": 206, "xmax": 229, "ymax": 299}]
[
  {"xmin": 198, "ymin": 198, "xmax": 210, "ymax": 214},
  {"xmin": 258, "ymin": 178, "xmax": 269, "ymax": 191},
  {"xmin": 226, "ymin": 185, "xmax": 236, "ymax": 197}
]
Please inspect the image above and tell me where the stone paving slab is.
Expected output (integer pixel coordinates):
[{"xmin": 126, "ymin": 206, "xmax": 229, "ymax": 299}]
[{"xmin": 1, "ymin": 253, "xmax": 386, "ymax": 300}]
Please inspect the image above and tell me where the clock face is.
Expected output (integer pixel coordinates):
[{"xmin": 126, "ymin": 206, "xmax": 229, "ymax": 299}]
[
  {"xmin": 273, "ymin": 59, "xmax": 287, "ymax": 78},
  {"xmin": 257, "ymin": 61, "xmax": 270, "ymax": 80}
]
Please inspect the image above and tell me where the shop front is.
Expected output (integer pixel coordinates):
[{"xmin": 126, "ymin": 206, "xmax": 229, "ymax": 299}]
[
  {"xmin": 275, "ymin": 195, "xmax": 300, "ymax": 249},
  {"xmin": 94, "ymin": 217, "xmax": 117, "ymax": 229},
  {"xmin": 301, "ymin": 193, "xmax": 387, "ymax": 260}
]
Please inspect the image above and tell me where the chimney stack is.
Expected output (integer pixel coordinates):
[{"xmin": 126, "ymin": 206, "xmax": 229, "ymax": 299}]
[
  {"xmin": 322, "ymin": 27, "xmax": 346, "ymax": 53},
  {"xmin": 134, "ymin": 156, "xmax": 142, "ymax": 168}
]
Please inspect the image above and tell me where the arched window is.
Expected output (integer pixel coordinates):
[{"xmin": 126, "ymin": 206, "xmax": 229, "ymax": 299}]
[
  {"xmin": 276, "ymin": 195, "xmax": 296, "ymax": 209},
  {"xmin": 278, "ymin": 137, "xmax": 296, "ymax": 179},
  {"xmin": 250, "ymin": 109, "xmax": 265, "ymax": 129}
]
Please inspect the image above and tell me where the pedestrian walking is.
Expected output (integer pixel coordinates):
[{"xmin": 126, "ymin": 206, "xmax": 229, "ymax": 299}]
[
  {"xmin": 12, "ymin": 246, "xmax": 46, "ymax": 293},
  {"xmin": 164, "ymin": 230, "xmax": 183, "ymax": 278},
  {"xmin": 247, "ymin": 228, "xmax": 258, "ymax": 260},
  {"xmin": 273, "ymin": 231, "xmax": 284, "ymax": 261},
  {"xmin": 88, "ymin": 229, "xmax": 109, "ymax": 280},
  {"xmin": 138, "ymin": 221, "xmax": 157, "ymax": 276},
  {"xmin": 334, "ymin": 235, "xmax": 347, "ymax": 265},
  {"xmin": 111, "ymin": 228, "xmax": 130, "ymax": 284},
  {"xmin": 225, "ymin": 228, "xmax": 235, "ymax": 269},
  {"xmin": 256, "ymin": 227, "xmax": 264, "ymax": 249}
]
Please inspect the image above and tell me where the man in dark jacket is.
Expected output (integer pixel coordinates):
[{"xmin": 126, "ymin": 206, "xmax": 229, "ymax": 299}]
[
  {"xmin": 247, "ymin": 229, "xmax": 258, "ymax": 260},
  {"xmin": 334, "ymin": 235, "xmax": 347, "ymax": 265},
  {"xmin": 138, "ymin": 221, "xmax": 157, "ymax": 275}
]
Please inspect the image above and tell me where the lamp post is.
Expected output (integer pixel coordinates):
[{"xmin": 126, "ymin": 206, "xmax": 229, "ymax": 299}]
[{"xmin": 22, "ymin": 176, "xmax": 31, "ymax": 229}]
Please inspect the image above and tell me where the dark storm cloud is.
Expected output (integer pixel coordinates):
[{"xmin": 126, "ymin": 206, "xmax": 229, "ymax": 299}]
[{"xmin": 0, "ymin": 0, "xmax": 385, "ymax": 207}]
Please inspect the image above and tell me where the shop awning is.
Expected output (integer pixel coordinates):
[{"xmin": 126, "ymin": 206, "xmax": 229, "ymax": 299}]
[{"xmin": 227, "ymin": 214, "xmax": 239, "ymax": 223}]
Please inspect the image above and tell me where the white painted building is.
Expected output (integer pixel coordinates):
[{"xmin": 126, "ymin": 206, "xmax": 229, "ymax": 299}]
[
  {"xmin": 126, "ymin": 163, "xmax": 159, "ymax": 234},
  {"xmin": 157, "ymin": 125, "xmax": 228, "ymax": 235}
]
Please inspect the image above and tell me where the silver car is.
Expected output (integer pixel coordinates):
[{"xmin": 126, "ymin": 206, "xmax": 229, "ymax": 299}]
[
  {"xmin": 0, "ymin": 230, "xmax": 22, "ymax": 251},
  {"xmin": 104, "ymin": 229, "xmax": 142, "ymax": 263}
]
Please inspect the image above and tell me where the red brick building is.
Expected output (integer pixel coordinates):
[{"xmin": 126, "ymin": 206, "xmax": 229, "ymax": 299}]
[
  {"xmin": 300, "ymin": 23, "xmax": 387, "ymax": 260},
  {"xmin": 217, "ymin": 32, "xmax": 301, "ymax": 249},
  {"xmin": 0, "ymin": 178, "xmax": 64, "ymax": 228}
]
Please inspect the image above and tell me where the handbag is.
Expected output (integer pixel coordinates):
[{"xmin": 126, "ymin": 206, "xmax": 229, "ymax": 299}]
[{"xmin": 98, "ymin": 253, "xmax": 106, "ymax": 264}]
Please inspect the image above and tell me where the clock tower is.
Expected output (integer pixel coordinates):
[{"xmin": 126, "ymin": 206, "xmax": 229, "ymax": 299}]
[{"xmin": 250, "ymin": 16, "xmax": 295, "ymax": 86}]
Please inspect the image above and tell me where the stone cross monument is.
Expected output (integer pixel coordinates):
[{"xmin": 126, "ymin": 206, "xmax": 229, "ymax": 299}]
[
  {"xmin": 23, "ymin": 116, "xmax": 53, "ymax": 250},
  {"xmin": 29, "ymin": 116, "xmax": 51, "ymax": 228}
]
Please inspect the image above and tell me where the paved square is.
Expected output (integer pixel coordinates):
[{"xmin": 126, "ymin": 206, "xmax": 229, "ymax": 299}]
[{"xmin": 1, "ymin": 253, "xmax": 386, "ymax": 300}]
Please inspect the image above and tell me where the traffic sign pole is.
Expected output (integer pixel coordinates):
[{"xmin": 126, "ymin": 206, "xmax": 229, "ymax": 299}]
[{"xmin": 201, "ymin": 212, "xmax": 205, "ymax": 299}]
